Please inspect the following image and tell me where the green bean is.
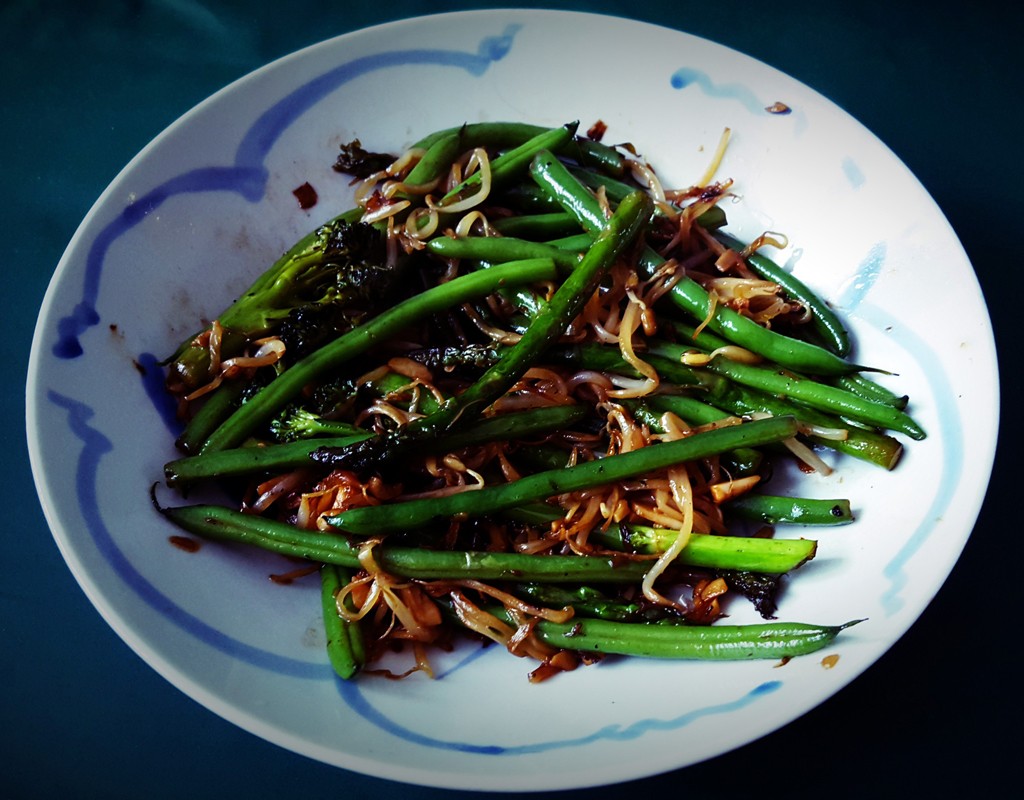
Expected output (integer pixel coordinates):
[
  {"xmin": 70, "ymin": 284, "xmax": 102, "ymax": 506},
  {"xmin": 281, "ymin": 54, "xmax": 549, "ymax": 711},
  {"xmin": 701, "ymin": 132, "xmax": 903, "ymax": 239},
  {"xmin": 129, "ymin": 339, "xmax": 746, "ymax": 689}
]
[
  {"xmin": 723, "ymin": 494, "xmax": 854, "ymax": 526},
  {"xmin": 506, "ymin": 445, "xmax": 576, "ymax": 473},
  {"xmin": 175, "ymin": 378, "xmax": 246, "ymax": 455},
  {"xmin": 311, "ymin": 188, "xmax": 654, "ymax": 471},
  {"xmin": 654, "ymin": 318, "xmax": 742, "ymax": 355},
  {"xmin": 624, "ymin": 397, "xmax": 762, "ymax": 476},
  {"xmin": 438, "ymin": 123, "xmax": 578, "ymax": 206},
  {"xmin": 490, "ymin": 211, "xmax": 584, "ymax": 240},
  {"xmin": 527, "ymin": 151, "xmax": 868, "ymax": 376},
  {"xmin": 551, "ymin": 336, "xmax": 903, "ymax": 469},
  {"xmin": 565, "ymin": 166, "xmax": 729, "ymax": 232},
  {"xmin": 158, "ymin": 502, "xmax": 655, "ymax": 583},
  {"xmin": 593, "ymin": 527, "xmax": 818, "ymax": 574},
  {"xmin": 832, "ymin": 372, "xmax": 909, "ymax": 409},
  {"xmin": 529, "ymin": 149, "xmax": 608, "ymax": 231},
  {"xmin": 546, "ymin": 231, "xmax": 595, "ymax": 252},
  {"xmin": 426, "ymin": 235, "xmax": 580, "ymax": 272},
  {"xmin": 503, "ymin": 508, "xmax": 815, "ymax": 577},
  {"xmin": 410, "ymin": 122, "xmax": 568, "ymax": 167},
  {"xmin": 407, "ymin": 119, "xmax": 609, "ymax": 182},
  {"xmin": 567, "ymin": 164, "xmax": 640, "ymax": 203},
  {"xmin": 428, "ymin": 404, "xmax": 587, "ymax": 450},
  {"xmin": 159, "ymin": 499, "xmax": 819, "ymax": 586},
  {"xmin": 397, "ymin": 131, "xmax": 458, "ymax": 188},
  {"xmin": 492, "ymin": 183, "xmax": 564, "ymax": 213},
  {"xmin": 549, "ymin": 338, "xmax": 906, "ymax": 467},
  {"xmin": 716, "ymin": 231, "xmax": 851, "ymax": 357},
  {"xmin": 401, "ymin": 124, "xmax": 586, "ymax": 223},
  {"xmin": 704, "ymin": 355, "xmax": 926, "ymax": 440},
  {"xmin": 166, "ymin": 434, "xmax": 370, "ymax": 486},
  {"xmin": 165, "ymin": 405, "xmax": 588, "ymax": 487},
  {"xmin": 644, "ymin": 341, "xmax": 907, "ymax": 468},
  {"xmin": 638, "ymin": 393, "xmax": 737, "ymax": 427},
  {"xmin": 502, "ymin": 501, "xmax": 565, "ymax": 525},
  {"xmin": 504, "ymin": 504, "xmax": 818, "ymax": 574},
  {"xmin": 320, "ymin": 564, "xmax": 364, "ymax": 679},
  {"xmin": 636, "ymin": 248, "xmax": 865, "ymax": 376},
  {"xmin": 484, "ymin": 607, "xmax": 862, "ymax": 660},
  {"xmin": 412, "ymin": 121, "xmax": 625, "ymax": 176},
  {"xmin": 197, "ymin": 257, "xmax": 559, "ymax": 453},
  {"xmin": 546, "ymin": 342, "xmax": 729, "ymax": 396},
  {"xmin": 322, "ymin": 416, "xmax": 799, "ymax": 534},
  {"xmin": 707, "ymin": 379, "xmax": 906, "ymax": 469},
  {"xmin": 411, "ymin": 121, "xmax": 534, "ymax": 150}
]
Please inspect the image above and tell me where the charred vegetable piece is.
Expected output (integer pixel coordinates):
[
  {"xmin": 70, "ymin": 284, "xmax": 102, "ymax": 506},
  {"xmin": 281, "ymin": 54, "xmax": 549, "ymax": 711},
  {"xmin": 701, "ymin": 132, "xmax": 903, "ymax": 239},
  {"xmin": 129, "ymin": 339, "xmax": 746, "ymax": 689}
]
[
  {"xmin": 722, "ymin": 570, "xmax": 785, "ymax": 619},
  {"xmin": 333, "ymin": 139, "xmax": 396, "ymax": 178}
]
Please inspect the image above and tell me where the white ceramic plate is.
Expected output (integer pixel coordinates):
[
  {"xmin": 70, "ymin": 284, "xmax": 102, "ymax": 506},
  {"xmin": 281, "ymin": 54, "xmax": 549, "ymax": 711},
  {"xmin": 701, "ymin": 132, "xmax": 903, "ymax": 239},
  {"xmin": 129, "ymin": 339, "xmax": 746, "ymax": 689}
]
[{"xmin": 26, "ymin": 9, "xmax": 998, "ymax": 792}]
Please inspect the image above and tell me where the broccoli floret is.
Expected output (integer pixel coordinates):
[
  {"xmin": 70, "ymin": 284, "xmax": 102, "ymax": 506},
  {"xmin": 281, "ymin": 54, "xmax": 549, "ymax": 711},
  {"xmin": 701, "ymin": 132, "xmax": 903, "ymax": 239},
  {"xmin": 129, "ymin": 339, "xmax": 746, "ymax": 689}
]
[
  {"xmin": 167, "ymin": 217, "xmax": 404, "ymax": 390},
  {"xmin": 269, "ymin": 406, "xmax": 363, "ymax": 443},
  {"xmin": 235, "ymin": 219, "xmax": 392, "ymax": 336}
]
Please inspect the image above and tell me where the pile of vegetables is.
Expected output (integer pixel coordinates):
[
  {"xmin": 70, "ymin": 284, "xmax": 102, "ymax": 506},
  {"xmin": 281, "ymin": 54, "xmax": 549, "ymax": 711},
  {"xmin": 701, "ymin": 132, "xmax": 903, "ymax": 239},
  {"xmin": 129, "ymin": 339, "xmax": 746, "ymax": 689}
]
[{"xmin": 156, "ymin": 120, "xmax": 923, "ymax": 682}]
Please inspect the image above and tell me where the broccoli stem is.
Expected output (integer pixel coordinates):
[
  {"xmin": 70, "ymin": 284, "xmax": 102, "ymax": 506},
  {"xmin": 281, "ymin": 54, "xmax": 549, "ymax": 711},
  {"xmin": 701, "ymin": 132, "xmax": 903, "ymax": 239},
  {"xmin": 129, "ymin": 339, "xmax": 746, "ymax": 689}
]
[{"xmin": 167, "ymin": 206, "xmax": 365, "ymax": 390}]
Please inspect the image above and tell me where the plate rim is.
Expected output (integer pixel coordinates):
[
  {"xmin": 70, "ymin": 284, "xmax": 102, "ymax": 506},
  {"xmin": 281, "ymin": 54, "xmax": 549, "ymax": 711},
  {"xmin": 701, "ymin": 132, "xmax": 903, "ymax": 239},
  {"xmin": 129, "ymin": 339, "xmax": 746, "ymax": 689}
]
[{"xmin": 25, "ymin": 7, "xmax": 1000, "ymax": 792}]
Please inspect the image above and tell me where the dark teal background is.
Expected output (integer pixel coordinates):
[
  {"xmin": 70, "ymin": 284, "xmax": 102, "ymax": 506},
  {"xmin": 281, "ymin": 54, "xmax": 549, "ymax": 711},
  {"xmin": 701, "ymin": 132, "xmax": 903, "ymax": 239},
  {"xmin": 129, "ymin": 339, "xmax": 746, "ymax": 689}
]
[{"xmin": 4, "ymin": 1, "xmax": 1019, "ymax": 797}]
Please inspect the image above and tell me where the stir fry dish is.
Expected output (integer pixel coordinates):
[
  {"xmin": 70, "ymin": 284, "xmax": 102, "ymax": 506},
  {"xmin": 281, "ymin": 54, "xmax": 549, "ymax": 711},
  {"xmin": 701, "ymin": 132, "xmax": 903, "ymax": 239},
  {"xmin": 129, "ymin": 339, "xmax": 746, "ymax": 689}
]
[{"xmin": 156, "ymin": 121, "xmax": 924, "ymax": 682}]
